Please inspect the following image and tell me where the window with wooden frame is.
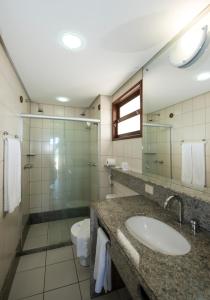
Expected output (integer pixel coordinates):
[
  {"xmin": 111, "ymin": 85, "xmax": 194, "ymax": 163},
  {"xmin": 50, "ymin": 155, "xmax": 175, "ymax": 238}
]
[{"xmin": 112, "ymin": 81, "xmax": 142, "ymax": 140}]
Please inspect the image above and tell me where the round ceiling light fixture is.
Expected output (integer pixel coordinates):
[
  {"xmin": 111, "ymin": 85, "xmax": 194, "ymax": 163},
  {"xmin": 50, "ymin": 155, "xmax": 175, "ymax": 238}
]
[
  {"xmin": 56, "ymin": 96, "xmax": 70, "ymax": 103},
  {"xmin": 169, "ymin": 24, "xmax": 208, "ymax": 68},
  {"xmin": 61, "ymin": 33, "xmax": 84, "ymax": 50},
  {"xmin": 196, "ymin": 72, "xmax": 210, "ymax": 81}
]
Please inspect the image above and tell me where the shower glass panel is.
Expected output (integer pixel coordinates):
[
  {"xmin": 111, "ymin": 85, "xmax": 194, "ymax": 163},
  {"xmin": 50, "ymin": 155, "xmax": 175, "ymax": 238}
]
[
  {"xmin": 21, "ymin": 117, "xmax": 98, "ymax": 251},
  {"xmin": 29, "ymin": 119, "xmax": 98, "ymax": 212},
  {"xmin": 143, "ymin": 125, "xmax": 172, "ymax": 179}
]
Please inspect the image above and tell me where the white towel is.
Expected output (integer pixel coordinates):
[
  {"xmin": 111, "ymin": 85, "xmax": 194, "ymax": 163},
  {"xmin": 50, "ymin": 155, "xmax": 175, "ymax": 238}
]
[
  {"xmin": 94, "ymin": 228, "xmax": 111, "ymax": 294},
  {"xmin": 4, "ymin": 137, "xmax": 21, "ymax": 213},
  {"xmin": 76, "ymin": 219, "xmax": 90, "ymax": 258},
  {"xmin": 192, "ymin": 143, "xmax": 206, "ymax": 188},
  {"xmin": 181, "ymin": 143, "xmax": 192, "ymax": 185}
]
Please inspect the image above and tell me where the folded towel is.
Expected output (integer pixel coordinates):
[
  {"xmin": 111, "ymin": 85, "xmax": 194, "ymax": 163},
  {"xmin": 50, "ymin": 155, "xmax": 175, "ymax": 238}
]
[
  {"xmin": 94, "ymin": 227, "xmax": 111, "ymax": 293},
  {"xmin": 192, "ymin": 143, "xmax": 206, "ymax": 188},
  {"xmin": 76, "ymin": 219, "xmax": 90, "ymax": 258},
  {"xmin": 4, "ymin": 137, "xmax": 21, "ymax": 213}
]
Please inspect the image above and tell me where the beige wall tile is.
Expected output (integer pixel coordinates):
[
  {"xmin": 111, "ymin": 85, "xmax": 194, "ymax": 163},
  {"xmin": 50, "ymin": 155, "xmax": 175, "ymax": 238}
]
[{"xmin": 0, "ymin": 42, "xmax": 30, "ymax": 289}]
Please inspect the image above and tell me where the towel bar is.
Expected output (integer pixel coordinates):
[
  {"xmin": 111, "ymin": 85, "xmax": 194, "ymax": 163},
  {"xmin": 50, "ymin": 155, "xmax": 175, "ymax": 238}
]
[{"xmin": 2, "ymin": 131, "xmax": 19, "ymax": 139}]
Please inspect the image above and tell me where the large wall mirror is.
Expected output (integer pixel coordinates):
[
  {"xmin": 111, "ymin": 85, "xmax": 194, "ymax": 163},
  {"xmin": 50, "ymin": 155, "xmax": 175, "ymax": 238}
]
[{"xmin": 143, "ymin": 8, "xmax": 210, "ymax": 193}]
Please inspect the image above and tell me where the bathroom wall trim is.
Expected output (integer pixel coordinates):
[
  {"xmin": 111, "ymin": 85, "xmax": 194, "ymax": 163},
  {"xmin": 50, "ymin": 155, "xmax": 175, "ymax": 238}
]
[
  {"xmin": 29, "ymin": 207, "xmax": 90, "ymax": 224},
  {"xmin": 0, "ymin": 221, "xmax": 29, "ymax": 300}
]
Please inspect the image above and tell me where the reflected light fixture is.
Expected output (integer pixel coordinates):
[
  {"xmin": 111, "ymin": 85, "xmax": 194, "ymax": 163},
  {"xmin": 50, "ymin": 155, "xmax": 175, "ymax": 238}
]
[
  {"xmin": 61, "ymin": 33, "xmax": 83, "ymax": 50},
  {"xmin": 56, "ymin": 96, "xmax": 70, "ymax": 102},
  {"xmin": 197, "ymin": 72, "xmax": 210, "ymax": 81},
  {"xmin": 169, "ymin": 24, "xmax": 208, "ymax": 68}
]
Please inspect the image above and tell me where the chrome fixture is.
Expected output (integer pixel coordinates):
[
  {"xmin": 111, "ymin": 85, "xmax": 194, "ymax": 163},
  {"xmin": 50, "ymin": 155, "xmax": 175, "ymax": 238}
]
[
  {"xmin": 190, "ymin": 219, "xmax": 199, "ymax": 235},
  {"xmin": 88, "ymin": 162, "xmax": 96, "ymax": 167},
  {"xmin": 164, "ymin": 195, "xmax": 184, "ymax": 225},
  {"xmin": 154, "ymin": 160, "xmax": 164, "ymax": 164},
  {"xmin": 24, "ymin": 163, "xmax": 33, "ymax": 169},
  {"xmin": 20, "ymin": 113, "xmax": 100, "ymax": 124}
]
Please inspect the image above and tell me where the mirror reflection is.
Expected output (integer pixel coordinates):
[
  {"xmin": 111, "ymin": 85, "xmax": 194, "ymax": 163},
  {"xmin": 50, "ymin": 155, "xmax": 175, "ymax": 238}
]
[{"xmin": 143, "ymin": 11, "xmax": 210, "ymax": 190}]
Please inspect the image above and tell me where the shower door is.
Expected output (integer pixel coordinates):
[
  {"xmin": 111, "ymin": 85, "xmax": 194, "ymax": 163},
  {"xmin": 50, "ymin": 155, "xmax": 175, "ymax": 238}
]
[
  {"xmin": 29, "ymin": 118, "xmax": 98, "ymax": 213},
  {"xmin": 143, "ymin": 125, "xmax": 172, "ymax": 178}
]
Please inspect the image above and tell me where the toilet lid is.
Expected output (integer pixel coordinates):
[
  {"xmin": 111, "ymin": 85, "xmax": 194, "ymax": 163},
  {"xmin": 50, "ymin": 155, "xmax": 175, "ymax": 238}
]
[{"xmin": 71, "ymin": 218, "xmax": 90, "ymax": 243}]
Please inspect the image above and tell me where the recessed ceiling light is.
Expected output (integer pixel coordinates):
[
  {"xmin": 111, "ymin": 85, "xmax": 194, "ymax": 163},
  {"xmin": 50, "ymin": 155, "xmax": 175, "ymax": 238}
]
[
  {"xmin": 56, "ymin": 96, "xmax": 70, "ymax": 102},
  {"xmin": 61, "ymin": 33, "xmax": 83, "ymax": 50},
  {"xmin": 197, "ymin": 72, "xmax": 210, "ymax": 81}
]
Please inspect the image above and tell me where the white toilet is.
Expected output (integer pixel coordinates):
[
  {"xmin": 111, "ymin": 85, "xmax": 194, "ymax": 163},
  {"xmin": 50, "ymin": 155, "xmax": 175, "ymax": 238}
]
[{"xmin": 71, "ymin": 219, "xmax": 90, "ymax": 267}]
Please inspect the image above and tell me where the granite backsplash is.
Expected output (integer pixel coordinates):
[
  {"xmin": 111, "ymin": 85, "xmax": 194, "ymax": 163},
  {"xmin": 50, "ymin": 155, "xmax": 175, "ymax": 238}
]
[{"xmin": 111, "ymin": 168, "xmax": 210, "ymax": 232}]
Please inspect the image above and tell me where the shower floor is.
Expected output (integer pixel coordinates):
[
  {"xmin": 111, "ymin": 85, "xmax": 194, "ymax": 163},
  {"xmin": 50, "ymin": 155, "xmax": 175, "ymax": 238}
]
[{"xmin": 23, "ymin": 217, "xmax": 85, "ymax": 252}]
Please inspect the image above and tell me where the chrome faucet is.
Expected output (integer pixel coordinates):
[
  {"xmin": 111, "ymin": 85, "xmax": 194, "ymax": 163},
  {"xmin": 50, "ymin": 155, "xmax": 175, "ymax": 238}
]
[{"xmin": 164, "ymin": 195, "xmax": 184, "ymax": 225}]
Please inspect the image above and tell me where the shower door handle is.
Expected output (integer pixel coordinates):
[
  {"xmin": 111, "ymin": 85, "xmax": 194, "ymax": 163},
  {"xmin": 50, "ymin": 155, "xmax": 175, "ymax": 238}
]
[{"xmin": 88, "ymin": 162, "xmax": 96, "ymax": 167}]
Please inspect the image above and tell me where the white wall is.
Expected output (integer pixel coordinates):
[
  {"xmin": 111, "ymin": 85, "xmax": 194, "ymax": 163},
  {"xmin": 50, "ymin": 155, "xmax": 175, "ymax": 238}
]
[{"xmin": 0, "ymin": 42, "xmax": 30, "ymax": 289}]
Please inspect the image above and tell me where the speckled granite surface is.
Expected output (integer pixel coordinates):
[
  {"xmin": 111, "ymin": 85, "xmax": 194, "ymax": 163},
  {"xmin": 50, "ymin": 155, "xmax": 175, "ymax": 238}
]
[
  {"xmin": 92, "ymin": 196, "xmax": 210, "ymax": 300},
  {"xmin": 111, "ymin": 168, "xmax": 210, "ymax": 232}
]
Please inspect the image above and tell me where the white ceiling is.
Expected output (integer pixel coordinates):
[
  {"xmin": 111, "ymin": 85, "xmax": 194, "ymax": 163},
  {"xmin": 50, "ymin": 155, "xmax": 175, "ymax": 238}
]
[
  {"xmin": 143, "ymin": 11, "xmax": 210, "ymax": 114},
  {"xmin": 0, "ymin": 0, "xmax": 209, "ymax": 107}
]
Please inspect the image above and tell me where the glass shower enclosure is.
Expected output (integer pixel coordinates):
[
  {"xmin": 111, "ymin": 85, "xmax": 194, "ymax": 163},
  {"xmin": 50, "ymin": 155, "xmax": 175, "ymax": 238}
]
[
  {"xmin": 143, "ymin": 123, "xmax": 172, "ymax": 179},
  {"xmin": 21, "ymin": 115, "xmax": 99, "ymax": 250}
]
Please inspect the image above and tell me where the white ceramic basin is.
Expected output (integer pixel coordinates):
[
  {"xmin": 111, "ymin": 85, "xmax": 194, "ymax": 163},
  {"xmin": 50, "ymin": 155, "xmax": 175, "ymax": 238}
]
[{"xmin": 125, "ymin": 216, "xmax": 191, "ymax": 255}]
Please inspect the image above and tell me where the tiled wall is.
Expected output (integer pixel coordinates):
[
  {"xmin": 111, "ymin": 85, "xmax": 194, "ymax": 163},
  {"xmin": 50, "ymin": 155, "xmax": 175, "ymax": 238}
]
[
  {"xmin": 147, "ymin": 91, "xmax": 210, "ymax": 186},
  {"xmin": 0, "ymin": 42, "xmax": 30, "ymax": 290},
  {"xmin": 142, "ymin": 125, "xmax": 171, "ymax": 178},
  {"xmin": 112, "ymin": 70, "xmax": 143, "ymax": 174},
  {"xmin": 88, "ymin": 96, "xmax": 112, "ymax": 201},
  {"xmin": 28, "ymin": 103, "xmax": 93, "ymax": 213}
]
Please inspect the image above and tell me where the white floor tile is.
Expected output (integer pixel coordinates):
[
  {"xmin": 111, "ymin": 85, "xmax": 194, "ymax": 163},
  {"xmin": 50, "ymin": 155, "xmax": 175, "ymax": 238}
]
[
  {"xmin": 28, "ymin": 223, "xmax": 48, "ymax": 238},
  {"xmin": 17, "ymin": 252, "xmax": 46, "ymax": 272},
  {"xmin": 44, "ymin": 260, "xmax": 78, "ymax": 291},
  {"xmin": 22, "ymin": 294, "xmax": 43, "ymax": 300},
  {"xmin": 44, "ymin": 284, "xmax": 81, "ymax": 300},
  {"xmin": 46, "ymin": 246, "xmax": 73, "ymax": 265},
  {"xmin": 75, "ymin": 259, "xmax": 90, "ymax": 281},
  {"xmin": 23, "ymin": 235, "xmax": 48, "ymax": 251},
  {"xmin": 9, "ymin": 268, "xmax": 45, "ymax": 300}
]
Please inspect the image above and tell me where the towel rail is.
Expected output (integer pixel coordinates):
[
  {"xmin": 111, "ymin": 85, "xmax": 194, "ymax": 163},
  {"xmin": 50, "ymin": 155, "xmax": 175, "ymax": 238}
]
[
  {"xmin": 180, "ymin": 139, "xmax": 206, "ymax": 143},
  {"xmin": 2, "ymin": 131, "xmax": 19, "ymax": 139}
]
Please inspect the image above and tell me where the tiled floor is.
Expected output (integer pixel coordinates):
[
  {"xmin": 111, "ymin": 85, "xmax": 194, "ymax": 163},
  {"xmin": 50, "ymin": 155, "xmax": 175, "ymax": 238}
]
[
  {"xmin": 23, "ymin": 217, "xmax": 85, "ymax": 251},
  {"xmin": 9, "ymin": 245, "xmax": 131, "ymax": 300}
]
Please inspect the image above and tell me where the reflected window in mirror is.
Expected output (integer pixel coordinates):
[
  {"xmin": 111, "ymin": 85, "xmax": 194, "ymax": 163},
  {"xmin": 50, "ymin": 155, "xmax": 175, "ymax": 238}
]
[{"xmin": 112, "ymin": 81, "xmax": 142, "ymax": 140}]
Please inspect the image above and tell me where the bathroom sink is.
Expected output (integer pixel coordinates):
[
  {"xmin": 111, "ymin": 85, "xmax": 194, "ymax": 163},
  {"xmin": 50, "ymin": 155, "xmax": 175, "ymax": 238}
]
[{"xmin": 125, "ymin": 216, "xmax": 191, "ymax": 255}]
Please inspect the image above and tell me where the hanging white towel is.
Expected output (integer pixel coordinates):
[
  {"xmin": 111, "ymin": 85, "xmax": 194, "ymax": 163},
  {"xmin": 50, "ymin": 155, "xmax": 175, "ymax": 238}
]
[
  {"xmin": 192, "ymin": 143, "xmax": 206, "ymax": 188},
  {"xmin": 181, "ymin": 143, "xmax": 193, "ymax": 185},
  {"xmin": 76, "ymin": 219, "xmax": 90, "ymax": 258},
  {"xmin": 4, "ymin": 137, "xmax": 21, "ymax": 213},
  {"xmin": 94, "ymin": 228, "xmax": 111, "ymax": 294}
]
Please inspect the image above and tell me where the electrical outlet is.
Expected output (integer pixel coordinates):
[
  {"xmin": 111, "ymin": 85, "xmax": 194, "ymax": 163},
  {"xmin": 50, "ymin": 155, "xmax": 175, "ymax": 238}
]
[{"xmin": 145, "ymin": 184, "xmax": 154, "ymax": 195}]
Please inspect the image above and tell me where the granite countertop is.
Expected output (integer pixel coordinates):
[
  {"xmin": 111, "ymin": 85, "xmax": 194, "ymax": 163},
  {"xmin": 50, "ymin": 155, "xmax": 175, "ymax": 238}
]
[{"xmin": 92, "ymin": 195, "xmax": 210, "ymax": 300}]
